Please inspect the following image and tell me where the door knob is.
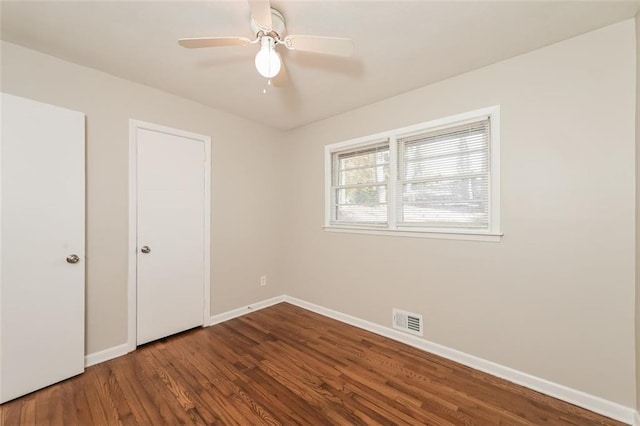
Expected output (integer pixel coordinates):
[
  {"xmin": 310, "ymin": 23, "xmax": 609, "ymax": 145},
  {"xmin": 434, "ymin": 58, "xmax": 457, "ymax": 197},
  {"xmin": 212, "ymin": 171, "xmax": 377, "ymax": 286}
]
[
  {"xmin": 141, "ymin": 246, "xmax": 151, "ymax": 254},
  {"xmin": 66, "ymin": 254, "xmax": 80, "ymax": 264}
]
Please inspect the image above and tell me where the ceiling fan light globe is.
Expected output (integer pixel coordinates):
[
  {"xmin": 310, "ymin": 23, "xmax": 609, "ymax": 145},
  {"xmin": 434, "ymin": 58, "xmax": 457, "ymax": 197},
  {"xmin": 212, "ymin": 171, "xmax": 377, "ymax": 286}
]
[{"xmin": 255, "ymin": 43, "xmax": 281, "ymax": 78}]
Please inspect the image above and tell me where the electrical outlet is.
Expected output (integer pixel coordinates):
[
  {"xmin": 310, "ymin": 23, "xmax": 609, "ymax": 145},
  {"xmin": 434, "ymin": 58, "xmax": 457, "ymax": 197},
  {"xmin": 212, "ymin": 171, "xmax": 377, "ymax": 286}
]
[{"xmin": 260, "ymin": 275, "xmax": 267, "ymax": 286}]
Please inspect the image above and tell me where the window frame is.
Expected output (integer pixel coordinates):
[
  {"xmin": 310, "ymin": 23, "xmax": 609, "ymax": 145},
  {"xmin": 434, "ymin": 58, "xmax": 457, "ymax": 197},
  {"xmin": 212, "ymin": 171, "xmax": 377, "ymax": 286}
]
[{"xmin": 324, "ymin": 106, "xmax": 502, "ymax": 242}]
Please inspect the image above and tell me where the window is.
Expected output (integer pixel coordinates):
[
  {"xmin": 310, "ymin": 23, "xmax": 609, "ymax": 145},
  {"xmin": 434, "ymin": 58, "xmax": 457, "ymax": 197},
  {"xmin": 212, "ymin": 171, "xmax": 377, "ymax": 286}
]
[
  {"xmin": 332, "ymin": 142, "xmax": 389, "ymax": 225},
  {"xmin": 325, "ymin": 106, "xmax": 501, "ymax": 241}
]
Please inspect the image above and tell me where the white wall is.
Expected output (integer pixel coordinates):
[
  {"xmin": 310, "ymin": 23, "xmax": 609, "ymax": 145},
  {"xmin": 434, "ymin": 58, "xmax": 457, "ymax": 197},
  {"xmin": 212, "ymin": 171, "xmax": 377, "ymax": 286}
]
[
  {"xmin": 283, "ymin": 20, "xmax": 637, "ymax": 407},
  {"xmin": 0, "ymin": 41, "xmax": 288, "ymax": 355}
]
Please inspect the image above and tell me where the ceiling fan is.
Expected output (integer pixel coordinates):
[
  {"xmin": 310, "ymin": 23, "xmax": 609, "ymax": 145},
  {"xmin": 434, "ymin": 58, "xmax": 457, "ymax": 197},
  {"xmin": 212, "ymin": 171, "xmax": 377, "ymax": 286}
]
[{"xmin": 178, "ymin": 0, "xmax": 354, "ymax": 80}]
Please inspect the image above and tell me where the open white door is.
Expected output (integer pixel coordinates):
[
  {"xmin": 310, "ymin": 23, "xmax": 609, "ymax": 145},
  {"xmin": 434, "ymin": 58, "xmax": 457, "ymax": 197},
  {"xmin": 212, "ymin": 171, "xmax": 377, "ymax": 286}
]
[
  {"xmin": 130, "ymin": 121, "xmax": 210, "ymax": 346},
  {"xmin": 0, "ymin": 93, "xmax": 85, "ymax": 403}
]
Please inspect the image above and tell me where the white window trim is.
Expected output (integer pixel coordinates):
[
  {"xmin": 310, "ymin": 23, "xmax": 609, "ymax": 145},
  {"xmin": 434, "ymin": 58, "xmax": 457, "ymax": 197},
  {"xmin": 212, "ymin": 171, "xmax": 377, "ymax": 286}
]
[{"xmin": 324, "ymin": 106, "xmax": 502, "ymax": 242}]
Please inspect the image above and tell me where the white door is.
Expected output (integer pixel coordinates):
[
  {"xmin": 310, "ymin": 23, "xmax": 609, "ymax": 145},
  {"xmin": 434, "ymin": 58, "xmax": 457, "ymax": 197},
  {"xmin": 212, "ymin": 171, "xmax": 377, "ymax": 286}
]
[
  {"xmin": 0, "ymin": 93, "xmax": 85, "ymax": 403},
  {"xmin": 135, "ymin": 124, "xmax": 208, "ymax": 345}
]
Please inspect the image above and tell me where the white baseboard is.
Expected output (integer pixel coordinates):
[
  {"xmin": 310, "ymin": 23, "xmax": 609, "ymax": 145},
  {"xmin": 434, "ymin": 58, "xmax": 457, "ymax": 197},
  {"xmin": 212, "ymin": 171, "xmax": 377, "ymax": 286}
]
[
  {"xmin": 208, "ymin": 295, "xmax": 285, "ymax": 326},
  {"xmin": 282, "ymin": 295, "xmax": 636, "ymax": 425},
  {"xmin": 84, "ymin": 343, "xmax": 130, "ymax": 368}
]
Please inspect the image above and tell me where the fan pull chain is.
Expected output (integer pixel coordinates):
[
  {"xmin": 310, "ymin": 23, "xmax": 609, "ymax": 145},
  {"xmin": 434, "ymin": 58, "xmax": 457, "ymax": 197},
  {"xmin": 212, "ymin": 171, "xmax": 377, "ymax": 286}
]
[{"xmin": 262, "ymin": 79, "xmax": 272, "ymax": 95}]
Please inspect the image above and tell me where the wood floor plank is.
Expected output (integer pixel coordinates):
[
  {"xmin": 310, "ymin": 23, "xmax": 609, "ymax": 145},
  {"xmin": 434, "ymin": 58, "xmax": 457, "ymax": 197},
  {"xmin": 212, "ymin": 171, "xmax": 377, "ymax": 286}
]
[
  {"xmin": 183, "ymin": 334, "xmax": 283, "ymax": 424},
  {"xmin": 0, "ymin": 302, "xmax": 627, "ymax": 426},
  {"xmin": 102, "ymin": 363, "xmax": 138, "ymax": 425},
  {"xmin": 33, "ymin": 391, "xmax": 54, "ymax": 426},
  {"xmin": 46, "ymin": 388, "xmax": 64, "ymax": 426},
  {"xmin": 81, "ymin": 369, "xmax": 112, "ymax": 426},
  {"xmin": 1, "ymin": 396, "xmax": 22, "ymax": 426},
  {"xmin": 17, "ymin": 399, "xmax": 35, "ymax": 426}
]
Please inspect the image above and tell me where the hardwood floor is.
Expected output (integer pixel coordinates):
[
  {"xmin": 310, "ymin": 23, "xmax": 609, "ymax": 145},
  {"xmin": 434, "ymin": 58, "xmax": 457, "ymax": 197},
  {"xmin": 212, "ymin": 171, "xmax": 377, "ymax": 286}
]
[{"xmin": 0, "ymin": 302, "xmax": 626, "ymax": 425}]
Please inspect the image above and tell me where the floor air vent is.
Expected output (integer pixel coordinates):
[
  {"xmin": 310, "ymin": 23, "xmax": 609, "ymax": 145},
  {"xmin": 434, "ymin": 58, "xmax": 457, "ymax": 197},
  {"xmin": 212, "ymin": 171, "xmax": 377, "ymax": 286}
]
[{"xmin": 392, "ymin": 309, "xmax": 423, "ymax": 336}]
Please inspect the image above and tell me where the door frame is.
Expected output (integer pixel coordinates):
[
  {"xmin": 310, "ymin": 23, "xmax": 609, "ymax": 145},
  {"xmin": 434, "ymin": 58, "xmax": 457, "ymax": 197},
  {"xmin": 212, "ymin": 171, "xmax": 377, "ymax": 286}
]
[{"xmin": 127, "ymin": 119, "xmax": 211, "ymax": 352}]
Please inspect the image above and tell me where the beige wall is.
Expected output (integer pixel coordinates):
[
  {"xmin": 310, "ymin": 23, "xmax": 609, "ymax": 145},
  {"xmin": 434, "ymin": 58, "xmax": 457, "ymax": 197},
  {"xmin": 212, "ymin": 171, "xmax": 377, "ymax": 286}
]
[
  {"xmin": 0, "ymin": 41, "xmax": 288, "ymax": 355},
  {"xmin": 283, "ymin": 20, "xmax": 637, "ymax": 406},
  {"xmin": 636, "ymin": 12, "xmax": 640, "ymax": 412}
]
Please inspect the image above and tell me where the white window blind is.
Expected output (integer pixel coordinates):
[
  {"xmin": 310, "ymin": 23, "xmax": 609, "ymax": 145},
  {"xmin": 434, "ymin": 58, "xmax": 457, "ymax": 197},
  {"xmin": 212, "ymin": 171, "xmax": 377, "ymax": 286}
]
[
  {"xmin": 331, "ymin": 142, "xmax": 389, "ymax": 224},
  {"xmin": 325, "ymin": 106, "xmax": 500, "ymax": 239},
  {"xmin": 397, "ymin": 119, "xmax": 490, "ymax": 229}
]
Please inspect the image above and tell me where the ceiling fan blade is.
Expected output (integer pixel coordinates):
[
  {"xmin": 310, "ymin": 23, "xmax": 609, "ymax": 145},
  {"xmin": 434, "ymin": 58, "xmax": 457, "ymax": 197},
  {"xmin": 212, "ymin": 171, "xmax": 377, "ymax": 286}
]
[
  {"xmin": 248, "ymin": 0, "xmax": 272, "ymax": 31},
  {"xmin": 178, "ymin": 37, "xmax": 252, "ymax": 49},
  {"xmin": 271, "ymin": 60, "xmax": 289, "ymax": 88},
  {"xmin": 283, "ymin": 35, "xmax": 354, "ymax": 57}
]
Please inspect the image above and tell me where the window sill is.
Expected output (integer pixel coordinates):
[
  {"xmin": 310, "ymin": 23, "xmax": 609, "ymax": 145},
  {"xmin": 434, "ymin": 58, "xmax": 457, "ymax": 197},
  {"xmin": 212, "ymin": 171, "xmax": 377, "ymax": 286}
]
[{"xmin": 323, "ymin": 226, "xmax": 503, "ymax": 242}]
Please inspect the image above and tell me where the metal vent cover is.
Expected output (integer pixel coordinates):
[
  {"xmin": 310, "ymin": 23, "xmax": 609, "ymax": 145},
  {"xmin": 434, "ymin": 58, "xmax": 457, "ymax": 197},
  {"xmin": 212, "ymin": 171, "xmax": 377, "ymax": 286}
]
[{"xmin": 392, "ymin": 308, "xmax": 423, "ymax": 336}]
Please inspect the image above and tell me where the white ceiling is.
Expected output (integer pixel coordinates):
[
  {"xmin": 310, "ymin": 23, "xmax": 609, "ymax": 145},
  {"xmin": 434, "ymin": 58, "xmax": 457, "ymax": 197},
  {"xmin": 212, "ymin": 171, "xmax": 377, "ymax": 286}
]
[{"xmin": 1, "ymin": 1, "xmax": 639, "ymax": 130}]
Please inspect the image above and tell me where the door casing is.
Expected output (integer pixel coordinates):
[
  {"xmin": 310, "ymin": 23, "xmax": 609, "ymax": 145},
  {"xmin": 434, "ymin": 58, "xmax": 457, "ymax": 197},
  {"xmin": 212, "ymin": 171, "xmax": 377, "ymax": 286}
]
[{"xmin": 127, "ymin": 119, "xmax": 211, "ymax": 352}]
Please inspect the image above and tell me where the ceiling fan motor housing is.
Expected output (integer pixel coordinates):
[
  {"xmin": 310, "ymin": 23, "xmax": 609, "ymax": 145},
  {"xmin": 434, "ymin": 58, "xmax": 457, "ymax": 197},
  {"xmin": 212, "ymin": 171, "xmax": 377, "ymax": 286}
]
[{"xmin": 251, "ymin": 8, "xmax": 286, "ymax": 38}]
